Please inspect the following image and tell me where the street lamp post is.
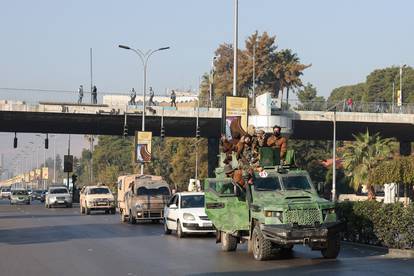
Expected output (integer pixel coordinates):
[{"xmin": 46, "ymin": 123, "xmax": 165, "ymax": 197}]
[
  {"xmin": 399, "ymin": 64, "xmax": 407, "ymax": 112},
  {"xmin": 118, "ymin": 44, "xmax": 170, "ymax": 175},
  {"xmin": 233, "ymin": 0, "xmax": 238, "ymax": 97},
  {"xmin": 332, "ymin": 109, "xmax": 337, "ymax": 202}
]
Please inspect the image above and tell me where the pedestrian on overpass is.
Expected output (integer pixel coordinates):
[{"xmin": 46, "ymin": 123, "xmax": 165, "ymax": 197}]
[
  {"xmin": 149, "ymin": 87, "xmax": 156, "ymax": 106},
  {"xmin": 92, "ymin": 85, "xmax": 97, "ymax": 104},
  {"xmin": 170, "ymin": 89, "xmax": 177, "ymax": 107},
  {"xmin": 77, "ymin": 85, "xmax": 84, "ymax": 104},
  {"xmin": 129, "ymin": 88, "xmax": 136, "ymax": 105}
]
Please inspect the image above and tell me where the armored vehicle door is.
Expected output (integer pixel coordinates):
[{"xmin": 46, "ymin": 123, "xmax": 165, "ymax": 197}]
[{"xmin": 204, "ymin": 178, "xmax": 249, "ymax": 232}]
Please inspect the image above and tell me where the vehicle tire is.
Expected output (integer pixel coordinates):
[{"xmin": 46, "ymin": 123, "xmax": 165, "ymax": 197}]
[
  {"xmin": 129, "ymin": 210, "xmax": 136, "ymax": 224},
  {"xmin": 164, "ymin": 219, "xmax": 172, "ymax": 235},
  {"xmin": 177, "ymin": 220, "xmax": 185, "ymax": 238},
  {"xmin": 110, "ymin": 208, "xmax": 116, "ymax": 215},
  {"xmin": 105, "ymin": 210, "xmax": 109, "ymax": 214},
  {"xmin": 221, "ymin": 232, "xmax": 237, "ymax": 252},
  {"xmin": 85, "ymin": 207, "xmax": 91, "ymax": 215},
  {"xmin": 67, "ymin": 203, "xmax": 72, "ymax": 208},
  {"xmin": 321, "ymin": 235, "xmax": 340, "ymax": 259},
  {"xmin": 252, "ymin": 225, "xmax": 273, "ymax": 261}
]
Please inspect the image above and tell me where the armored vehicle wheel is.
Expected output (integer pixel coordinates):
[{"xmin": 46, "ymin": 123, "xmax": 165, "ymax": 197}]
[
  {"xmin": 129, "ymin": 210, "xmax": 136, "ymax": 224},
  {"xmin": 252, "ymin": 225, "xmax": 273, "ymax": 261},
  {"xmin": 110, "ymin": 208, "xmax": 116, "ymax": 214},
  {"xmin": 105, "ymin": 210, "xmax": 110, "ymax": 214},
  {"xmin": 221, "ymin": 232, "xmax": 237, "ymax": 252},
  {"xmin": 321, "ymin": 235, "xmax": 340, "ymax": 259},
  {"xmin": 67, "ymin": 203, "xmax": 72, "ymax": 208},
  {"xmin": 164, "ymin": 219, "xmax": 172, "ymax": 235},
  {"xmin": 85, "ymin": 207, "xmax": 91, "ymax": 215},
  {"xmin": 177, "ymin": 220, "xmax": 185, "ymax": 238}
]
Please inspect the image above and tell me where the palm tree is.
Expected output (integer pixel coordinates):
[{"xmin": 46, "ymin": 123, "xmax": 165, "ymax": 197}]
[{"xmin": 342, "ymin": 130, "xmax": 395, "ymax": 200}]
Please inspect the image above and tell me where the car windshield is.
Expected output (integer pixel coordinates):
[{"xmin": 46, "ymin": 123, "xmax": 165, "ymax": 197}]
[
  {"xmin": 3, "ymin": 188, "xmax": 11, "ymax": 192},
  {"xmin": 136, "ymin": 186, "xmax": 170, "ymax": 196},
  {"xmin": 254, "ymin": 177, "xmax": 281, "ymax": 191},
  {"xmin": 180, "ymin": 195, "xmax": 205, "ymax": 208},
  {"xmin": 282, "ymin": 175, "xmax": 312, "ymax": 190},
  {"xmin": 12, "ymin": 190, "xmax": 28, "ymax": 195},
  {"xmin": 90, "ymin": 188, "xmax": 110, "ymax": 194},
  {"xmin": 50, "ymin": 188, "xmax": 68, "ymax": 194}
]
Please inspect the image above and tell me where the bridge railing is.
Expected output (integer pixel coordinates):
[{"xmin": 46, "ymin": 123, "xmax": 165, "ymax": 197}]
[{"xmin": 288, "ymin": 99, "xmax": 414, "ymax": 114}]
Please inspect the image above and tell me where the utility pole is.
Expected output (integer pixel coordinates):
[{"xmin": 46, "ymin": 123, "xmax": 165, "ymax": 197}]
[
  {"xmin": 90, "ymin": 48, "xmax": 94, "ymax": 183},
  {"xmin": 252, "ymin": 41, "xmax": 256, "ymax": 107},
  {"xmin": 232, "ymin": 0, "xmax": 238, "ymax": 97},
  {"xmin": 332, "ymin": 110, "xmax": 337, "ymax": 202}
]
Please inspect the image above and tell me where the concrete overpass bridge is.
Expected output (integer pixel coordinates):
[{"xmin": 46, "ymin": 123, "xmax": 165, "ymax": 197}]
[{"xmin": 1, "ymin": 100, "xmax": 413, "ymax": 175}]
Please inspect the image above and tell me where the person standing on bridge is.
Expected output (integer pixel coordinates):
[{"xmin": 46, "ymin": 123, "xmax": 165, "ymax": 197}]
[
  {"xmin": 148, "ymin": 87, "xmax": 155, "ymax": 106},
  {"xmin": 170, "ymin": 89, "xmax": 177, "ymax": 108},
  {"xmin": 92, "ymin": 85, "xmax": 97, "ymax": 104},
  {"xmin": 77, "ymin": 85, "xmax": 84, "ymax": 104},
  {"xmin": 129, "ymin": 88, "xmax": 136, "ymax": 105}
]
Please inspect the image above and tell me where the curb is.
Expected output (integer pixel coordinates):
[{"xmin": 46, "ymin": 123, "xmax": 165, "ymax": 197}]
[
  {"xmin": 388, "ymin": 248, "xmax": 414, "ymax": 258},
  {"xmin": 342, "ymin": 241, "xmax": 414, "ymax": 258}
]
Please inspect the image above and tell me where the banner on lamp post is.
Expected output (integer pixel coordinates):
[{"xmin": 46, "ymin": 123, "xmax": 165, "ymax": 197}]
[{"xmin": 135, "ymin": 131, "xmax": 152, "ymax": 163}]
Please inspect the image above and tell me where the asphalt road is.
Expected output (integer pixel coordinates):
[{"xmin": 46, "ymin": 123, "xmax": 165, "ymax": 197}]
[{"xmin": 0, "ymin": 200, "xmax": 413, "ymax": 276}]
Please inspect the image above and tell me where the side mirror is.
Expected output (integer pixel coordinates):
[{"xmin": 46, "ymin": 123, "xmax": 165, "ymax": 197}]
[{"xmin": 169, "ymin": 204, "xmax": 177, "ymax": 209}]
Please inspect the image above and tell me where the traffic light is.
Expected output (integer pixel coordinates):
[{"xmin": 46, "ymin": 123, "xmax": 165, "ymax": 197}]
[
  {"xmin": 123, "ymin": 124, "xmax": 128, "ymax": 137},
  {"xmin": 160, "ymin": 126, "xmax": 165, "ymax": 140},
  {"xmin": 13, "ymin": 133, "xmax": 17, "ymax": 148},
  {"xmin": 196, "ymin": 126, "xmax": 200, "ymax": 139},
  {"xmin": 71, "ymin": 174, "xmax": 78, "ymax": 185}
]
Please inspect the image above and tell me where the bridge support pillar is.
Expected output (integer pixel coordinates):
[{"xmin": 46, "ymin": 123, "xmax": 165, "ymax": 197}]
[
  {"xmin": 399, "ymin": 141, "xmax": 412, "ymax": 156},
  {"xmin": 208, "ymin": 137, "xmax": 219, "ymax": 177}
]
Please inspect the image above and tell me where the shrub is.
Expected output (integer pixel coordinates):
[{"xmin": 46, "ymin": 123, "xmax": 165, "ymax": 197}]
[{"xmin": 336, "ymin": 201, "xmax": 414, "ymax": 249}]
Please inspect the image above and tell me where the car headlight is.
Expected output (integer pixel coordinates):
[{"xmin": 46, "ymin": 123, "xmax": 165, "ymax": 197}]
[
  {"xmin": 265, "ymin": 211, "xmax": 283, "ymax": 221},
  {"xmin": 135, "ymin": 203, "xmax": 142, "ymax": 209},
  {"xmin": 183, "ymin": 213, "xmax": 195, "ymax": 221}
]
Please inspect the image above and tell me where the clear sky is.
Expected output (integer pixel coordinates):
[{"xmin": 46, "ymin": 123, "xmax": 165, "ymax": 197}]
[{"xmin": 1, "ymin": 0, "xmax": 413, "ymax": 176}]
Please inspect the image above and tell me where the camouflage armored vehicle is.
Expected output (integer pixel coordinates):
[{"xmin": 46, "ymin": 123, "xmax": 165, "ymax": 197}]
[{"xmin": 205, "ymin": 148, "xmax": 344, "ymax": 261}]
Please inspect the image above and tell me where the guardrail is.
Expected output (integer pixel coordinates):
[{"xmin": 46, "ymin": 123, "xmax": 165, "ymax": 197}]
[{"xmin": 288, "ymin": 99, "xmax": 414, "ymax": 114}]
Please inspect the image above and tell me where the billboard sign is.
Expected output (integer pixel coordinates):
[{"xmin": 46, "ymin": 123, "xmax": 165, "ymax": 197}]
[
  {"xmin": 42, "ymin": 167, "xmax": 49, "ymax": 180},
  {"xmin": 135, "ymin": 131, "xmax": 152, "ymax": 163},
  {"xmin": 223, "ymin": 96, "xmax": 249, "ymax": 142}
]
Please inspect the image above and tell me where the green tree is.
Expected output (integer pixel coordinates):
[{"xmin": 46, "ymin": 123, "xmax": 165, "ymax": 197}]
[
  {"xmin": 296, "ymin": 83, "xmax": 325, "ymax": 110},
  {"xmin": 328, "ymin": 83, "xmax": 366, "ymax": 105},
  {"xmin": 341, "ymin": 130, "xmax": 395, "ymax": 199}
]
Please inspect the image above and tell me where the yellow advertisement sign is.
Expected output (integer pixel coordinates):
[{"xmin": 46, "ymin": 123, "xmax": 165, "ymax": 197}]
[
  {"xmin": 224, "ymin": 96, "xmax": 249, "ymax": 141},
  {"xmin": 135, "ymin": 131, "xmax": 152, "ymax": 163},
  {"xmin": 36, "ymin": 169, "xmax": 41, "ymax": 180},
  {"xmin": 30, "ymin": 171, "xmax": 35, "ymax": 181},
  {"xmin": 42, "ymin": 167, "xmax": 49, "ymax": 180}
]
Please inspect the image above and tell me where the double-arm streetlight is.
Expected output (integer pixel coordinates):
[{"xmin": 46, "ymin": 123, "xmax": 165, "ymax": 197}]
[{"xmin": 118, "ymin": 45, "xmax": 170, "ymax": 132}]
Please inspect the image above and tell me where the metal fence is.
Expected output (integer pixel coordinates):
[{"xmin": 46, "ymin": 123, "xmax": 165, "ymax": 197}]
[{"xmin": 288, "ymin": 99, "xmax": 414, "ymax": 114}]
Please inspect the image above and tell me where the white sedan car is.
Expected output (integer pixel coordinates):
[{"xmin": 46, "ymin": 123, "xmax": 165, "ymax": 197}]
[{"xmin": 163, "ymin": 192, "xmax": 215, "ymax": 237}]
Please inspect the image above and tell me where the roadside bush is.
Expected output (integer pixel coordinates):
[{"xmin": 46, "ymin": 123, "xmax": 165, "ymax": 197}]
[{"xmin": 336, "ymin": 201, "xmax": 414, "ymax": 249}]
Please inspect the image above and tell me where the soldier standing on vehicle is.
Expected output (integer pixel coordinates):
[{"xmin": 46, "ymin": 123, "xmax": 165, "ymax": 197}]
[
  {"xmin": 129, "ymin": 88, "xmax": 136, "ymax": 105},
  {"xmin": 77, "ymin": 85, "xmax": 84, "ymax": 104},
  {"xmin": 170, "ymin": 90, "xmax": 177, "ymax": 107},
  {"xmin": 267, "ymin": 125, "xmax": 287, "ymax": 159},
  {"xmin": 148, "ymin": 87, "xmax": 156, "ymax": 106},
  {"xmin": 92, "ymin": 85, "xmax": 98, "ymax": 104}
]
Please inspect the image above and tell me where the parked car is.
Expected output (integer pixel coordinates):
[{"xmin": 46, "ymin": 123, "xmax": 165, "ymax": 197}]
[
  {"xmin": 164, "ymin": 192, "xmax": 215, "ymax": 237},
  {"xmin": 45, "ymin": 186, "xmax": 72, "ymax": 208},
  {"xmin": 1, "ymin": 187, "xmax": 12, "ymax": 199},
  {"xmin": 10, "ymin": 190, "xmax": 30, "ymax": 205},
  {"xmin": 31, "ymin": 190, "xmax": 43, "ymax": 201},
  {"xmin": 80, "ymin": 185, "xmax": 116, "ymax": 215}
]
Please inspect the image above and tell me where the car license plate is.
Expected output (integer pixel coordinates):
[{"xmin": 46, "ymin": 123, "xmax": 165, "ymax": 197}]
[
  {"xmin": 203, "ymin": 222, "xmax": 212, "ymax": 227},
  {"xmin": 58, "ymin": 200, "xmax": 65, "ymax": 204}
]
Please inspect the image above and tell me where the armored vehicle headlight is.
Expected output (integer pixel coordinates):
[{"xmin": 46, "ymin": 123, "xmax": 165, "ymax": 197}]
[
  {"xmin": 322, "ymin": 208, "xmax": 335, "ymax": 215},
  {"xmin": 183, "ymin": 213, "xmax": 195, "ymax": 221},
  {"xmin": 265, "ymin": 211, "xmax": 283, "ymax": 220}
]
